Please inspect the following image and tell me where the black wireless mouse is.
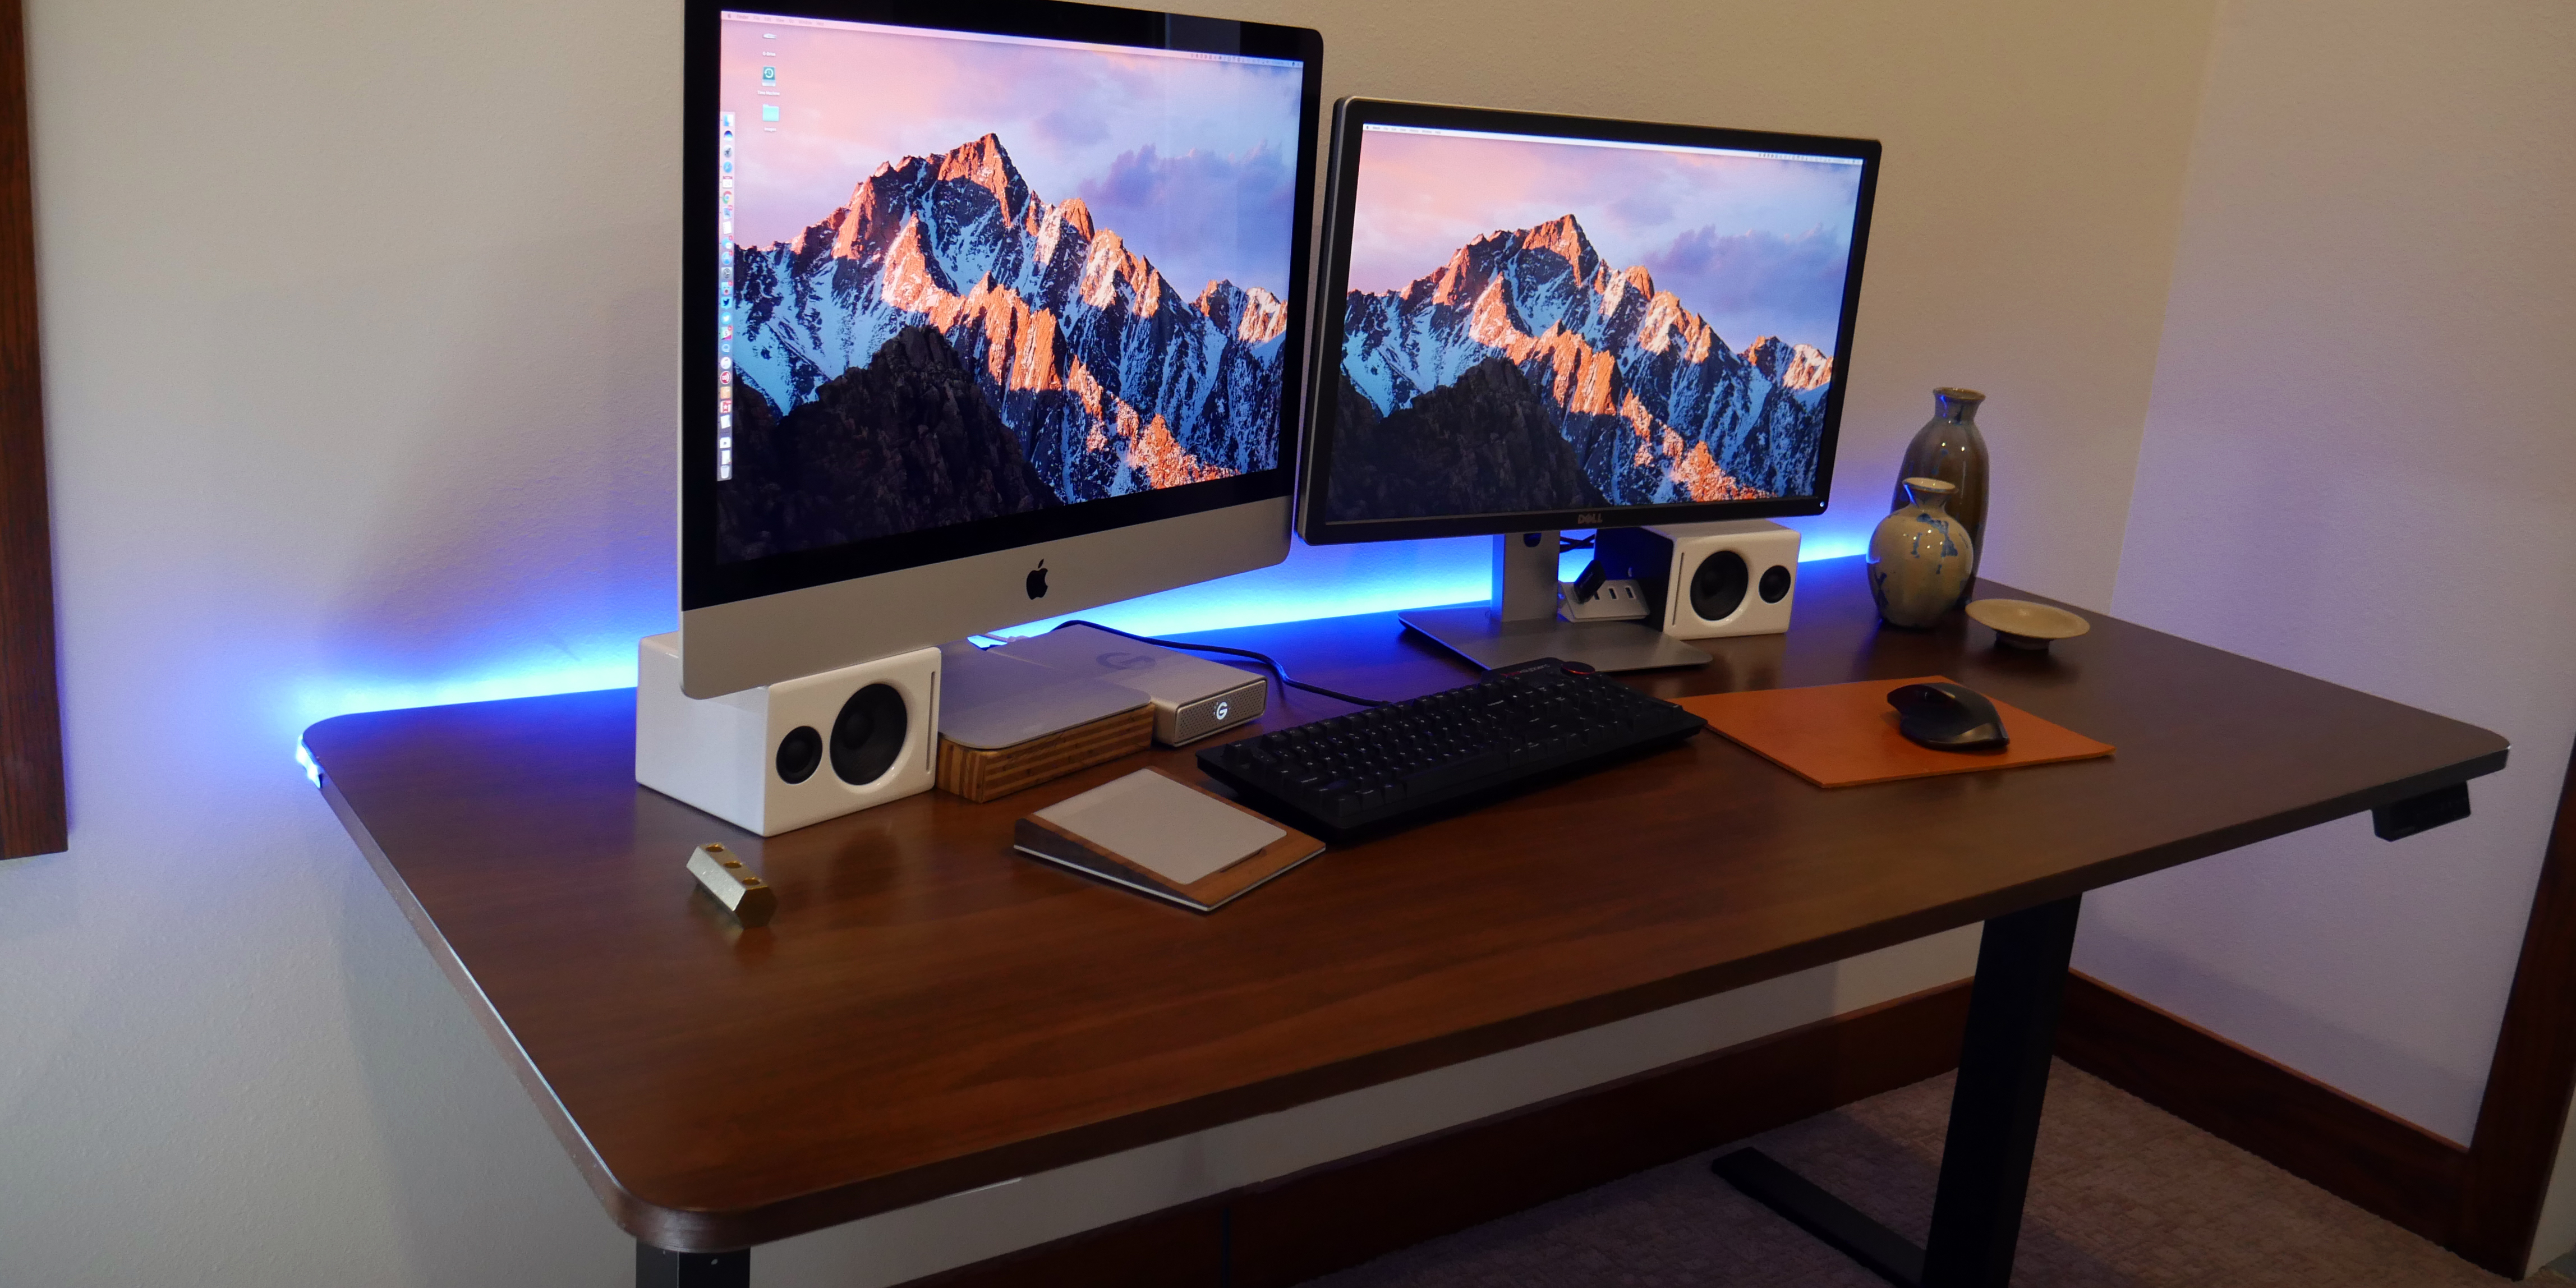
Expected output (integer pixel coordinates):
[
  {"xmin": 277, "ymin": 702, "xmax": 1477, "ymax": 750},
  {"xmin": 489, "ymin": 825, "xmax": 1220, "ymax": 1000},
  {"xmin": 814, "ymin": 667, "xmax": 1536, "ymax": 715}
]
[{"xmin": 1887, "ymin": 681, "xmax": 2011, "ymax": 751}]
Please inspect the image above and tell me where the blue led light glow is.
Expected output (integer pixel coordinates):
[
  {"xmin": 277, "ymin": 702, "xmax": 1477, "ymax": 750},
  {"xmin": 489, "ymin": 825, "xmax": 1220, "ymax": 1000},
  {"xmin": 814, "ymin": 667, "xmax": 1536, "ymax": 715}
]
[
  {"xmin": 996, "ymin": 535, "xmax": 1493, "ymax": 639},
  {"xmin": 295, "ymin": 739, "xmax": 323, "ymax": 788},
  {"xmin": 1793, "ymin": 528, "xmax": 1869, "ymax": 562},
  {"xmin": 289, "ymin": 656, "xmax": 637, "ymax": 732},
  {"xmin": 286, "ymin": 637, "xmax": 642, "ymax": 776},
  {"xmin": 289, "ymin": 528, "xmax": 1860, "ymax": 774},
  {"xmin": 997, "ymin": 523, "xmax": 1863, "ymax": 638},
  {"xmin": 993, "ymin": 526, "xmax": 1858, "ymax": 638}
]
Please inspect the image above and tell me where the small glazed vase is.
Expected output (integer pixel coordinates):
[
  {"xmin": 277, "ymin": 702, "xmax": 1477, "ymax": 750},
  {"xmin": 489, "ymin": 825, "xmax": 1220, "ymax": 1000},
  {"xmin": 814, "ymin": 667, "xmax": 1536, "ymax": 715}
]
[
  {"xmin": 1869, "ymin": 477, "xmax": 1976, "ymax": 629},
  {"xmin": 1890, "ymin": 388, "xmax": 1990, "ymax": 595}
]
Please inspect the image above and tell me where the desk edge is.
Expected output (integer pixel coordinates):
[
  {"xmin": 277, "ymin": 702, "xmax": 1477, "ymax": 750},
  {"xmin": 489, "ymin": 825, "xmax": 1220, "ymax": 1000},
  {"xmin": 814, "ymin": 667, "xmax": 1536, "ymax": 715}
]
[{"xmin": 317, "ymin": 724, "xmax": 2511, "ymax": 1252}]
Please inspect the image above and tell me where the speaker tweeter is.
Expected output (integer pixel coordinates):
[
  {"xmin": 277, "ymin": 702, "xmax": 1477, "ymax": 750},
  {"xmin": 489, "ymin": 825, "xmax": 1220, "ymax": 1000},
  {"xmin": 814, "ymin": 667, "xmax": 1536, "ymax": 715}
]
[{"xmin": 776, "ymin": 725, "xmax": 822, "ymax": 784}]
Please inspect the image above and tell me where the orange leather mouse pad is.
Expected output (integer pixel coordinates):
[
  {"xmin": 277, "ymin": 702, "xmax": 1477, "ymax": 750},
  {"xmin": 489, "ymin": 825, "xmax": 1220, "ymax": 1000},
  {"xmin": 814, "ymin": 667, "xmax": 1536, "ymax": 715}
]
[{"xmin": 1675, "ymin": 675, "xmax": 2114, "ymax": 788}]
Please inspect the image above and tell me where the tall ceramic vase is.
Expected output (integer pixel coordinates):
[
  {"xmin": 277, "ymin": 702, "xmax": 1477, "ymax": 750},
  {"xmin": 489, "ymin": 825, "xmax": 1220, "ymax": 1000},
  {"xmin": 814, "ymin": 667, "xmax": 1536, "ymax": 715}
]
[
  {"xmin": 1890, "ymin": 387, "xmax": 1990, "ymax": 595},
  {"xmin": 1869, "ymin": 477, "xmax": 1975, "ymax": 629}
]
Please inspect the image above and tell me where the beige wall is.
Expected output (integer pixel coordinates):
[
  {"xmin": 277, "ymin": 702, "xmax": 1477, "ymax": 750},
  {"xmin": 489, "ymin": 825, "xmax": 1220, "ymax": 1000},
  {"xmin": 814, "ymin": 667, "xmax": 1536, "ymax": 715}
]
[
  {"xmin": 1227, "ymin": 0, "xmax": 2218, "ymax": 606},
  {"xmin": 0, "ymin": 2, "xmax": 2215, "ymax": 1285},
  {"xmin": 2081, "ymin": 0, "xmax": 2576, "ymax": 1267}
]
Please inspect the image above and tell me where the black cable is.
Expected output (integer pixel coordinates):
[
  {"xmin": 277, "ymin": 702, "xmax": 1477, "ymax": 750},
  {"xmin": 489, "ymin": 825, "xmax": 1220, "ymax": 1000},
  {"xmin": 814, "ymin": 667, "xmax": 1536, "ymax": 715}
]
[
  {"xmin": 1046, "ymin": 619, "xmax": 1390, "ymax": 707},
  {"xmin": 1569, "ymin": 555, "xmax": 1609, "ymax": 604}
]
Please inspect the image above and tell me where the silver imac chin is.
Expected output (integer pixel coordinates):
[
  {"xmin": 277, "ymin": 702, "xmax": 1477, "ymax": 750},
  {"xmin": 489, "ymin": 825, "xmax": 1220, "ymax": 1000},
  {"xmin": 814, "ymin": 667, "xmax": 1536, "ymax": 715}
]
[
  {"xmin": 678, "ymin": 499, "xmax": 1287, "ymax": 699},
  {"xmin": 679, "ymin": 2, "xmax": 1322, "ymax": 700}
]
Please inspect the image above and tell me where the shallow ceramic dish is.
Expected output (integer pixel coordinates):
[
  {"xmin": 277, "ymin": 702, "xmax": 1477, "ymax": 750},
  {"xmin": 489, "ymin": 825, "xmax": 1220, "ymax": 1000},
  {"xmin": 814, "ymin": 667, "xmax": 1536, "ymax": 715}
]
[{"xmin": 1966, "ymin": 598, "xmax": 2091, "ymax": 651}]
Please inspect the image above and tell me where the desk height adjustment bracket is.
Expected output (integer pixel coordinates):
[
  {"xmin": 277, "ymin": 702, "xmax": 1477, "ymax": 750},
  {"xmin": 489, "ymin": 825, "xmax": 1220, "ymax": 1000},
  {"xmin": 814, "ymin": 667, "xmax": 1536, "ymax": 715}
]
[
  {"xmin": 637, "ymin": 1244, "xmax": 748, "ymax": 1288},
  {"xmin": 2373, "ymin": 780, "xmax": 2472, "ymax": 841}
]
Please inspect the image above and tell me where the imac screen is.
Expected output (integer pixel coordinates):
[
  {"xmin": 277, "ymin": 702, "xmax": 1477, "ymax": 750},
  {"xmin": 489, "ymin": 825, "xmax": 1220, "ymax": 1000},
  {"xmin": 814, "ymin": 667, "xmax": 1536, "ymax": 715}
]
[
  {"xmin": 715, "ymin": 12, "xmax": 1304, "ymax": 561},
  {"xmin": 1330, "ymin": 124, "xmax": 1866, "ymax": 521}
]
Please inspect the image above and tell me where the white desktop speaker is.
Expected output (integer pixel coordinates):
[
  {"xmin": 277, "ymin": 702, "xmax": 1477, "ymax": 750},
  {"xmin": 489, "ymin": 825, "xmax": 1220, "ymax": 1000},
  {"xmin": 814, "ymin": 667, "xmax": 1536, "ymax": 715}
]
[
  {"xmin": 636, "ymin": 633, "xmax": 940, "ymax": 836},
  {"xmin": 1599, "ymin": 520, "xmax": 1801, "ymax": 640}
]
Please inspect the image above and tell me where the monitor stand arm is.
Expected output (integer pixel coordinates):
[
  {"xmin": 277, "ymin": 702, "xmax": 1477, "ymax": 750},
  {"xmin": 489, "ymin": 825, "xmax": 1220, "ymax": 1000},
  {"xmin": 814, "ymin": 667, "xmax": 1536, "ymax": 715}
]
[
  {"xmin": 1491, "ymin": 528, "xmax": 1567, "ymax": 621},
  {"xmin": 1397, "ymin": 531, "xmax": 1711, "ymax": 674}
]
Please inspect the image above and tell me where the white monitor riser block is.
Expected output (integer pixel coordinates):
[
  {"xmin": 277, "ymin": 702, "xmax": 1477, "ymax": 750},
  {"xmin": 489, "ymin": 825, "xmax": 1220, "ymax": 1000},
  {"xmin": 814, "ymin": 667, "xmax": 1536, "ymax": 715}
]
[
  {"xmin": 636, "ymin": 633, "xmax": 940, "ymax": 836},
  {"xmin": 1399, "ymin": 532, "xmax": 1712, "ymax": 674}
]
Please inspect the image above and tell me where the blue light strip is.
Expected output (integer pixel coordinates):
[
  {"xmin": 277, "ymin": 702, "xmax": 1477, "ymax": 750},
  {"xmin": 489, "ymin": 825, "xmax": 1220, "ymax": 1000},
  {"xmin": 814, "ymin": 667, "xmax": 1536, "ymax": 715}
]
[
  {"xmin": 285, "ymin": 640, "xmax": 642, "ymax": 782},
  {"xmin": 289, "ymin": 521, "xmax": 1867, "ymax": 776},
  {"xmin": 287, "ymin": 652, "xmax": 637, "ymax": 728},
  {"xmin": 998, "ymin": 535, "xmax": 1493, "ymax": 638},
  {"xmin": 1000, "ymin": 521, "xmax": 1863, "ymax": 639}
]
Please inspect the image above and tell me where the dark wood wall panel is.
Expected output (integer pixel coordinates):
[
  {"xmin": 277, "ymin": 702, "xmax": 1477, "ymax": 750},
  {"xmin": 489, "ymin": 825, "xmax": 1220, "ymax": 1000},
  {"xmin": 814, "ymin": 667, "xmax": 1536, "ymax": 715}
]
[
  {"xmin": 0, "ymin": 0, "xmax": 63, "ymax": 859},
  {"xmin": 2457, "ymin": 737, "xmax": 2576, "ymax": 1275},
  {"xmin": 2055, "ymin": 972, "xmax": 2467, "ymax": 1245}
]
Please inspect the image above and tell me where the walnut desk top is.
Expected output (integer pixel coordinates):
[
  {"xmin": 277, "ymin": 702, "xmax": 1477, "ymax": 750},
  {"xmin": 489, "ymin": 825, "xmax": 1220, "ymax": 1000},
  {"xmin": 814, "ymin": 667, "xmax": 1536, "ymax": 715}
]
[{"xmin": 301, "ymin": 556, "xmax": 2506, "ymax": 1253}]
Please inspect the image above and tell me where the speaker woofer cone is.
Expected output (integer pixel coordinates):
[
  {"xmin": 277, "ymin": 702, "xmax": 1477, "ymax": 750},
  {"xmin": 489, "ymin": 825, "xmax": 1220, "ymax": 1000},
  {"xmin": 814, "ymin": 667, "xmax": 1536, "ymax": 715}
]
[
  {"xmin": 831, "ymin": 683, "xmax": 909, "ymax": 785},
  {"xmin": 1689, "ymin": 550, "xmax": 1750, "ymax": 623}
]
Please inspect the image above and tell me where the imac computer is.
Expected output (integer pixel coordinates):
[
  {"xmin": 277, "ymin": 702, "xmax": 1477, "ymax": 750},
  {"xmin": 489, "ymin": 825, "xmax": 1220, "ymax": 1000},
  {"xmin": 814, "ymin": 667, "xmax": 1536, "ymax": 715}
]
[
  {"xmin": 680, "ymin": 1, "xmax": 1322, "ymax": 698},
  {"xmin": 1299, "ymin": 98, "xmax": 1879, "ymax": 671}
]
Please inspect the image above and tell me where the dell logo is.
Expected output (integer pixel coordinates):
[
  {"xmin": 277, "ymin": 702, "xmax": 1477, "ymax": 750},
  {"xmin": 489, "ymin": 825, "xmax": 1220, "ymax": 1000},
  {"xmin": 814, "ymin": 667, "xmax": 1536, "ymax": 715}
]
[{"xmin": 1576, "ymin": 512, "xmax": 1604, "ymax": 525}]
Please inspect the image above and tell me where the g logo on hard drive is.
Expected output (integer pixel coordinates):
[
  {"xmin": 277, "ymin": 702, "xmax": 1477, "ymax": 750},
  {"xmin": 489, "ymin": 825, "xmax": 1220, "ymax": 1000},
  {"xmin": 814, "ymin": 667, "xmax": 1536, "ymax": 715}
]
[{"xmin": 1213, "ymin": 700, "xmax": 1231, "ymax": 722}]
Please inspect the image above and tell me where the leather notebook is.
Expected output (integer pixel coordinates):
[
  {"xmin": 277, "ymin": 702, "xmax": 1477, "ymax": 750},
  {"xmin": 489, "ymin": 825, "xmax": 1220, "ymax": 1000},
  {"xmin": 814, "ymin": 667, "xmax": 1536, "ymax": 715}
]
[
  {"xmin": 1676, "ymin": 675, "xmax": 2114, "ymax": 788},
  {"xmin": 1015, "ymin": 768, "xmax": 1326, "ymax": 912}
]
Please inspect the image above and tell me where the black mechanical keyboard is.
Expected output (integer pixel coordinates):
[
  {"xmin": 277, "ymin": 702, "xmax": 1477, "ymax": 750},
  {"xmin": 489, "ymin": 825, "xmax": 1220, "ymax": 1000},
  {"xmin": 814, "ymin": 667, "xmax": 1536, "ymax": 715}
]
[{"xmin": 1196, "ymin": 657, "xmax": 1708, "ymax": 840}]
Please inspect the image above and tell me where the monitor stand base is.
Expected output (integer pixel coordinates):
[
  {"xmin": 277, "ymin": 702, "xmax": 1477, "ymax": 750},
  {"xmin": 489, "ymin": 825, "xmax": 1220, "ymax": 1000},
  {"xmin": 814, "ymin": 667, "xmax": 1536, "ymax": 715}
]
[
  {"xmin": 1399, "ymin": 531, "xmax": 1712, "ymax": 673},
  {"xmin": 1400, "ymin": 607, "xmax": 1710, "ymax": 673}
]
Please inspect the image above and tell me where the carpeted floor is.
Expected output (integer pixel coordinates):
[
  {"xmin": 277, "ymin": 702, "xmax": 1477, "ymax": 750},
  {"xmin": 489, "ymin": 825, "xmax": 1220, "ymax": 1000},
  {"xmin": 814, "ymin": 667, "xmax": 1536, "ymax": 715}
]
[{"xmin": 1305, "ymin": 1060, "xmax": 2569, "ymax": 1287}]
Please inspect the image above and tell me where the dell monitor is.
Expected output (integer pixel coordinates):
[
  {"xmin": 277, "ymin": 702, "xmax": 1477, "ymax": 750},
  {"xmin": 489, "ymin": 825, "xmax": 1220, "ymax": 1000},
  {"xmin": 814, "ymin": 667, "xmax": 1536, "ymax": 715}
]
[
  {"xmin": 682, "ymin": 1, "xmax": 1322, "ymax": 697},
  {"xmin": 1299, "ymin": 98, "xmax": 1879, "ymax": 670}
]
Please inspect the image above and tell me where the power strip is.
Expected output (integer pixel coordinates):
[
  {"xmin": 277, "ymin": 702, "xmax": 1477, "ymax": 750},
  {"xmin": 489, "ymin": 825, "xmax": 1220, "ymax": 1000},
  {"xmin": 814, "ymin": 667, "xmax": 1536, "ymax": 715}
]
[{"xmin": 1559, "ymin": 578, "xmax": 1651, "ymax": 622}]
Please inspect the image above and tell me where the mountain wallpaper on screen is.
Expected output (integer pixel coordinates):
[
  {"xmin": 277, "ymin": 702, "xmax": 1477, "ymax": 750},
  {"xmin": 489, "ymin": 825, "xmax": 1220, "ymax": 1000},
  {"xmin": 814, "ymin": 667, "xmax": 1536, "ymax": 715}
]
[
  {"xmin": 725, "ymin": 134, "xmax": 1288, "ymax": 560},
  {"xmin": 720, "ymin": 325, "xmax": 1061, "ymax": 556},
  {"xmin": 1332, "ymin": 215, "xmax": 1834, "ymax": 520},
  {"xmin": 1327, "ymin": 358, "xmax": 1606, "ymax": 519}
]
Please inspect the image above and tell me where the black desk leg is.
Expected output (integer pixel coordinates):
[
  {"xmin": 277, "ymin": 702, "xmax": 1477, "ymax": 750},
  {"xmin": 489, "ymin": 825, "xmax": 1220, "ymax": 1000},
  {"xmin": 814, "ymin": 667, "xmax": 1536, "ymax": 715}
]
[
  {"xmin": 1919, "ymin": 893, "xmax": 2082, "ymax": 1286},
  {"xmin": 637, "ymin": 1242, "xmax": 749, "ymax": 1287},
  {"xmin": 1714, "ymin": 894, "xmax": 2083, "ymax": 1288}
]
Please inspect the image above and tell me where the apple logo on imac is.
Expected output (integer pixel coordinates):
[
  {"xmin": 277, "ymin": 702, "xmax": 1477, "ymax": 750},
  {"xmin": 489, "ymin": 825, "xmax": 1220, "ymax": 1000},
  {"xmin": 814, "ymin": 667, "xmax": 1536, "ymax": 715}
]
[{"xmin": 1027, "ymin": 560, "xmax": 1048, "ymax": 600}]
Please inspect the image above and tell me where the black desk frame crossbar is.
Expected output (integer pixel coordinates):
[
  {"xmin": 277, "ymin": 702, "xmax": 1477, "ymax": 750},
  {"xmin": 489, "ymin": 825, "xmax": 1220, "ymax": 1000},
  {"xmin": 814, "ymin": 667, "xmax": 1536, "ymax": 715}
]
[{"xmin": 1716, "ymin": 894, "xmax": 2084, "ymax": 1288}]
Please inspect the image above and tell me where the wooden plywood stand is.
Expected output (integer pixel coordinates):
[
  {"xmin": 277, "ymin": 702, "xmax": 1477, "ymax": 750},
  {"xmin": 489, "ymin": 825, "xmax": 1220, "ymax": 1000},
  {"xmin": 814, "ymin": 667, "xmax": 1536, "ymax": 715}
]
[{"xmin": 936, "ymin": 704, "xmax": 1155, "ymax": 803}]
